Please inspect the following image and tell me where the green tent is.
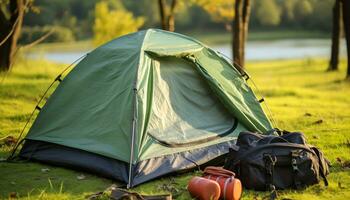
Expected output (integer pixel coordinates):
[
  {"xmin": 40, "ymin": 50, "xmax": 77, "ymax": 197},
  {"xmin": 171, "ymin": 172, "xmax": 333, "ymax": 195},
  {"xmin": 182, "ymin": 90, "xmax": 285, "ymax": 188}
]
[{"xmin": 19, "ymin": 29, "xmax": 272, "ymax": 187}]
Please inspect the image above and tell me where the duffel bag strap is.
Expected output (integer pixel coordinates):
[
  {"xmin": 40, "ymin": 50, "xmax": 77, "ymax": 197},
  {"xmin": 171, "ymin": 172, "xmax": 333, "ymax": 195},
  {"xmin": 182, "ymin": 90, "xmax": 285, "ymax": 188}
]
[
  {"xmin": 265, "ymin": 128, "xmax": 280, "ymax": 136},
  {"xmin": 291, "ymin": 151, "xmax": 303, "ymax": 189},
  {"xmin": 310, "ymin": 147, "xmax": 329, "ymax": 186},
  {"xmin": 263, "ymin": 154, "xmax": 278, "ymax": 200},
  {"xmin": 265, "ymin": 128, "xmax": 291, "ymax": 136}
]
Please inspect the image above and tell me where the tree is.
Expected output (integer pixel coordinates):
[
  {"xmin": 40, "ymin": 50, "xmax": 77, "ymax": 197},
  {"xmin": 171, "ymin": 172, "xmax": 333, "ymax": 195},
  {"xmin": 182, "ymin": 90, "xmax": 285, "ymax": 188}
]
[
  {"xmin": 0, "ymin": 0, "xmax": 52, "ymax": 71},
  {"xmin": 93, "ymin": 1, "xmax": 144, "ymax": 46},
  {"xmin": 192, "ymin": 0, "xmax": 249, "ymax": 71},
  {"xmin": 341, "ymin": 0, "xmax": 350, "ymax": 79},
  {"xmin": 0, "ymin": 0, "xmax": 26, "ymax": 71},
  {"xmin": 281, "ymin": 0, "xmax": 296, "ymax": 23},
  {"xmin": 158, "ymin": 0, "xmax": 178, "ymax": 31},
  {"xmin": 328, "ymin": 0, "xmax": 342, "ymax": 71},
  {"xmin": 233, "ymin": 0, "xmax": 250, "ymax": 71}
]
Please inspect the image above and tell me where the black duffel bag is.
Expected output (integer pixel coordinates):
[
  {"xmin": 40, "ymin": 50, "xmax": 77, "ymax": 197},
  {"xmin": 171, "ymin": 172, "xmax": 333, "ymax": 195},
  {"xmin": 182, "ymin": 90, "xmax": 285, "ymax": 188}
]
[{"xmin": 224, "ymin": 130, "xmax": 330, "ymax": 193}]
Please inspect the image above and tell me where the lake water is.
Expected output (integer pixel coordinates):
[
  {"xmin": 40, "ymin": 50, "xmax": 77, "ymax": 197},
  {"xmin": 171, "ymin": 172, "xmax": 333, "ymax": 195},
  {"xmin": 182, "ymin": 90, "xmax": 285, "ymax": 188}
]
[{"xmin": 28, "ymin": 39, "xmax": 347, "ymax": 64}]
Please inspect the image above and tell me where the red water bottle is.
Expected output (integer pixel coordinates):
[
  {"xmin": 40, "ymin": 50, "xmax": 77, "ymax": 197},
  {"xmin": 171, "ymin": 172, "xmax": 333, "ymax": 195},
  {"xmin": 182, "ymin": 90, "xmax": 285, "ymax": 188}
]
[
  {"xmin": 187, "ymin": 176, "xmax": 221, "ymax": 200},
  {"xmin": 203, "ymin": 166, "xmax": 242, "ymax": 200}
]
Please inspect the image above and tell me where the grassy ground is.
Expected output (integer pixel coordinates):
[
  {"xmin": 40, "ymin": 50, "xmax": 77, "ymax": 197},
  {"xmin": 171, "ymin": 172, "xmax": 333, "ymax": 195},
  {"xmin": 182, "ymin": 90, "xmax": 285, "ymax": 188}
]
[
  {"xmin": 0, "ymin": 57, "xmax": 349, "ymax": 199},
  {"xmin": 28, "ymin": 40, "xmax": 92, "ymax": 53}
]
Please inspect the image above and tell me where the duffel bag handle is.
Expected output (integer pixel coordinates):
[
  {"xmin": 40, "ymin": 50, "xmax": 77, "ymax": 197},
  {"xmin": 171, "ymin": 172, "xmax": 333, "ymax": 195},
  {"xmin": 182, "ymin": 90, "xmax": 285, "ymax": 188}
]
[
  {"xmin": 204, "ymin": 166, "xmax": 235, "ymax": 178},
  {"xmin": 265, "ymin": 136, "xmax": 290, "ymax": 144}
]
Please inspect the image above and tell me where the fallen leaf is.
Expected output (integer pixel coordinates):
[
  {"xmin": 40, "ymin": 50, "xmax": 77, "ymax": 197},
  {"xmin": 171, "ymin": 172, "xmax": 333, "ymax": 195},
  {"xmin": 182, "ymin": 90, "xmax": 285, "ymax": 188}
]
[
  {"xmin": 346, "ymin": 140, "xmax": 350, "ymax": 148},
  {"xmin": 9, "ymin": 192, "xmax": 17, "ymax": 199},
  {"xmin": 336, "ymin": 157, "xmax": 342, "ymax": 163},
  {"xmin": 3, "ymin": 136, "xmax": 17, "ymax": 146},
  {"xmin": 312, "ymin": 119, "xmax": 323, "ymax": 125},
  {"xmin": 341, "ymin": 160, "xmax": 350, "ymax": 169},
  {"xmin": 338, "ymin": 182, "xmax": 346, "ymax": 189},
  {"xmin": 41, "ymin": 168, "xmax": 50, "ymax": 173},
  {"xmin": 77, "ymin": 174, "xmax": 86, "ymax": 180},
  {"xmin": 304, "ymin": 113, "xmax": 312, "ymax": 117}
]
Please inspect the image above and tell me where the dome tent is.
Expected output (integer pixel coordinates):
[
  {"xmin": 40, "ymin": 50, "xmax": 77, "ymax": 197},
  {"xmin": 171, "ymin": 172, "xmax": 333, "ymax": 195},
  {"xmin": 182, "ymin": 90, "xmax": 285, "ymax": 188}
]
[{"xmin": 18, "ymin": 29, "xmax": 272, "ymax": 188}]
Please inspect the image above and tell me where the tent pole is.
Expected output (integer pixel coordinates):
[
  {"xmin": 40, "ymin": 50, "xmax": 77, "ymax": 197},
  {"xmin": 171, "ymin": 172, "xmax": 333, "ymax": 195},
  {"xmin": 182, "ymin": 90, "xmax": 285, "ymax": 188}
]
[
  {"xmin": 127, "ymin": 118, "xmax": 136, "ymax": 188},
  {"xmin": 127, "ymin": 85, "xmax": 138, "ymax": 188},
  {"xmin": 127, "ymin": 31, "xmax": 150, "ymax": 188}
]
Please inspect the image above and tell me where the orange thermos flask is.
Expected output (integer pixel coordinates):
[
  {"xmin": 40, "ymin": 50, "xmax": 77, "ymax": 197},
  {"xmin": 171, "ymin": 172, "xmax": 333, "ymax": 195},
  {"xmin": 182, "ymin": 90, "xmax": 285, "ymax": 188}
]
[
  {"xmin": 203, "ymin": 166, "xmax": 242, "ymax": 200},
  {"xmin": 187, "ymin": 176, "xmax": 221, "ymax": 200}
]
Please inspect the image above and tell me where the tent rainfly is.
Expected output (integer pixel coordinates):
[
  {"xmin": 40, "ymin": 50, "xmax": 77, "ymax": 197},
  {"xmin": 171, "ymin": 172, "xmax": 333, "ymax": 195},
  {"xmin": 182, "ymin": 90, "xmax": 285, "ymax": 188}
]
[{"xmin": 18, "ymin": 29, "xmax": 273, "ymax": 188}]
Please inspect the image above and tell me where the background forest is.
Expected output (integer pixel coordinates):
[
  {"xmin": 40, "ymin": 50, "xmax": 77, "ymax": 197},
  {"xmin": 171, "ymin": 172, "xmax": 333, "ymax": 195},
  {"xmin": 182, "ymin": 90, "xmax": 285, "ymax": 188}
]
[{"xmin": 20, "ymin": 0, "xmax": 334, "ymax": 44}]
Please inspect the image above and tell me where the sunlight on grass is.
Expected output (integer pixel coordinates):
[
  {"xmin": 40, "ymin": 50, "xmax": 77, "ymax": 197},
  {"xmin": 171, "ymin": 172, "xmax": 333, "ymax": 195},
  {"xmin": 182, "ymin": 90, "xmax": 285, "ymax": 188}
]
[{"xmin": 0, "ymin": 57, "xmax": 349, "ymax": 199}]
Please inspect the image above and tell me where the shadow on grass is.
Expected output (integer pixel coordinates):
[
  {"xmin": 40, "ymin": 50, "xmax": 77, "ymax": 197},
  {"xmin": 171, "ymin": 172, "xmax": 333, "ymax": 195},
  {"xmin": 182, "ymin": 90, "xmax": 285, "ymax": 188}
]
[
  {"xmin": 0, "ymin": 147, "xmax": 115, "ymax": 199},
  {"xmin": 305, "ymin": 78, "xmax": 350, "ymax": 89}
]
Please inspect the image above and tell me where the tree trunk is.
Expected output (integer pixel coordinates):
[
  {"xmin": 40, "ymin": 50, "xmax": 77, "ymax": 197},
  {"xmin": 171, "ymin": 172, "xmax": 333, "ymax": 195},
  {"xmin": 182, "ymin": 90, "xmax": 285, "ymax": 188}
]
[
  {"xmin": 158, "ymin": 0, "xmax": 177, "ymax": 32},
  {"xmin": 241, "ymin": 0, "xmax": 251, "ymax": 68},
  {"xmin": 329, "ymin": 0, "xmax": 342, "ymax": 71},
  {"xmin": 233, "ymin": 0, "xmax": 250, "ymax": 72},
  {"xmin": 0, "ymin": 10, "xmax": 12, "ymax": 71},
  {"xmin": 158, "ymin": 0, "xmax": 168, "ymax": 30},
  {"xmin": 342, "ymin": 0, "xmax": 350, "ymax": 79},
  {"xmin": 0, "ymin": 0, "xmax": 24, "ymax": 71},
  {"xmin": 167, "ymin": 0, "xmax": 177, "ymax": 32},
  {"xmin": 233, "ymin": 0, "xmax": 243, "ymax": 72}
]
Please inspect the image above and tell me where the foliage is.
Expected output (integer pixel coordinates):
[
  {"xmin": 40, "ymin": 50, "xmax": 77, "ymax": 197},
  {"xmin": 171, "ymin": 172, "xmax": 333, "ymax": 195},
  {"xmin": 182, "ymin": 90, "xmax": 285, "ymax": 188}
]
[
  {"xmin": 123, "ymin": 0, "xmax": 160, "ymax": 28},
  {"xmin": 294, "ymin": 0, "xmax": 314, "ymax": 21},
  {"xmin": 255, "ymin": 0, "xmax": 281, "ymax": 26},
  {"xmin": 280, "ymin": 0, "xmax": 297, "ymax": 22},
  {"xmin": 92, "ymin": 1, "xmax": 144, "ymax": 46},
  {"xmin": 0, "ymin": 0, "xmax": 37, "ymax": 15},
  {"xmin": 23, "ymin": 0, "xmax": 97, "ymax": 39},
  {"xmin": 191, "ymin": 0, "xmax": 234, "ymax": 23},
  {"xmin": 20, "ymin": 0, "xmax": 337, "ymax": 40},
  {"xmin": 306, "ymin": 0, "xmax": 333, "ymax": 31},
  {"xmin": 0, "ymin": 58, "xmax": 349, "ymax": 199},
  {"xmin": 19, "ymin": 26, "xmax": 75, "ymax": 44}
]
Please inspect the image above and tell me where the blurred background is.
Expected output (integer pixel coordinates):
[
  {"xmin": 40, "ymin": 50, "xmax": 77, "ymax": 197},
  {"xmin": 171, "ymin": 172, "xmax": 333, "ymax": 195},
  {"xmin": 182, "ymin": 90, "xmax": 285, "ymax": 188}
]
[{"xmin": 6, "ymin": 0, "xmax": 346, "ymax": 64}]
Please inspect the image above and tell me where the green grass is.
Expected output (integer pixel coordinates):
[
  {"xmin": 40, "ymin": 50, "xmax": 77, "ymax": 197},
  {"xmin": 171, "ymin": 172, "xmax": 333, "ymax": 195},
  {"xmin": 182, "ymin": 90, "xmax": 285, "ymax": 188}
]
[
  {"xmin": 27, "ymin": 40, "xmax": 92, "ymax": 53},
  {"xmin": 0, "ymin": 57, "xmax": 349, "ymax": 199}
]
